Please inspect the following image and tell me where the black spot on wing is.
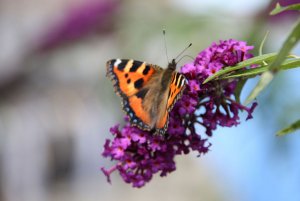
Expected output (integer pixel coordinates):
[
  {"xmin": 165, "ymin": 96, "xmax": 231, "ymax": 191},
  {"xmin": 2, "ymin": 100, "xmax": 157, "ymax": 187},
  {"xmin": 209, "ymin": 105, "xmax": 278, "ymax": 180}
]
[
  {"xmin": 134, "ymin": 78, "xmax": 144, "ymax": 89},
  {"xmin": 125, "ymin": 73, "xmax": 129, "ymax": 78},
  {"xmin": 136, "ymin": 88, "xmax": 148, "ymax": 99},
  {"xmin": 135, "ymin": 60, "xmax": 144, "ymax": 65},
  {"xmin": 108, "ymin": 59, "xmax": 116, "ymax": 66},
  {"xmin": 175, "ymin": 73, "xmax": 181, "ymax": 87},
  {"xmin": 127, "ymin": 79, "xmax": 131, "ymax": 84},
  {"xmin": 130, "ymin": 61, "xmax": 143, "ymax": 72},
  {"xmin": 142, "ymin": 65, "xmax": 150, "ymax": 75},
  {"xmin": 173, "ymin": 73, "xmax": 185, "ymax": 88},
  {"xmin": 117, "ymin": 61, "xmax": 127, "ymax": 71},
  {"xmin": 179, "ymin": 75, "xmax": 186, "ymax": 87}
]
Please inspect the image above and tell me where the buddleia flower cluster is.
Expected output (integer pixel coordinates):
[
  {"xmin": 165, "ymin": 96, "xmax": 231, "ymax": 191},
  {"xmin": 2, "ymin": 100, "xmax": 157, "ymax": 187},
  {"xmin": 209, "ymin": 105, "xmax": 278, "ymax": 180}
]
[{"xmin": 101, "ymin": 39, "xmax": 257, "ymax": 188}]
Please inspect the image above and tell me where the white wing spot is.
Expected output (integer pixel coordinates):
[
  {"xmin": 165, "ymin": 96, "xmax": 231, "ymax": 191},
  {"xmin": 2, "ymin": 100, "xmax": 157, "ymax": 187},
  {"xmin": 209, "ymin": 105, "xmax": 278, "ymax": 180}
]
[
  {"xmin": 184, "ymin": 78, "xmax": 188, "ymax": 85},
  {"xmin": 114, "ymin": 59, "xmax": 121, "ymax": 66},
  {"xmin": 179, "ymin": 76, "xmax": 185, "ymax": 87}
]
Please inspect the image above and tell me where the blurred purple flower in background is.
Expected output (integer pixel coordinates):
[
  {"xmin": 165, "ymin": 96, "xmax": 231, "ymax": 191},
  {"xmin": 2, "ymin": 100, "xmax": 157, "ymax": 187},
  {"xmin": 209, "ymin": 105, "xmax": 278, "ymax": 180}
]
[
  {"xmin": 39, "ymin": 0, "xmax": 120, "ymax": 50},
  {"xmin": 102, "ymin": 39, "xmax": 257, "ymax": 188},
  {"xmin": 257, "ymin": 0, "xmax": 300, "ymax": 24}
]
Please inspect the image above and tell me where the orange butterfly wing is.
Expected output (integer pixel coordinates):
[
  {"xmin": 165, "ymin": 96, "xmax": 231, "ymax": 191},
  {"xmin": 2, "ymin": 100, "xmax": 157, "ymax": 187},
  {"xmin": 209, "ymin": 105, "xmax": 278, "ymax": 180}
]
[
  {"xmin": 155, "ymin": 72, "xmax": 187, "ymax": 134},
  {"xmin": 106, "ymin": 59, "xmax": 162, "ymax": 131}
]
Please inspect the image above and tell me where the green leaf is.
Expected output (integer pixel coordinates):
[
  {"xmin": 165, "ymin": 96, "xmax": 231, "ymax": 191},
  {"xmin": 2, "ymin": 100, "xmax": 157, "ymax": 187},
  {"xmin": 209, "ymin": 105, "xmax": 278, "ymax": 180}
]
[
  {"xmin": 203, "ymin": 53, "xmax": 277, "ymax": 84},
  {"xmin": 270, "ymin": 3, "xmax": 300, "ymax": 15},
  {"xmin": 244, "ymin": 19, "xmax": 300, "ymax": 104},
  {"xmin": 277, "ymin": 119, "xmax": 300, "ymax": 136},
  {"xmin": 244, "ymin": 71, "xmax": 274, "ymax": 105},
  {"xmin": 268, "ymin": 19, "xmax": 300, "ymax": 72},
  {"xmin": 221, "ymin": 58, "xmax": 300, "ymax": 79},
  {"xmin": 233, "ymin": 79, "xmax": 247, "ymax": 104},
  {"xmin": 222, "ymin": 67, "xmax": 267, "ymax": 79},
  {"xmin": 280, "ymin": 58, "xmax": 300, "ymax": 70},
  {"xmin": 259, "ymin": 31, "xmax": 269, "ymax": 56}
]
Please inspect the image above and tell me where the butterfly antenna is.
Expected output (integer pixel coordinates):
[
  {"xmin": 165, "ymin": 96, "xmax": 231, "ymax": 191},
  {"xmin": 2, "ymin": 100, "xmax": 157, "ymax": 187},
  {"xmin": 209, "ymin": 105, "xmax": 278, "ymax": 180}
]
[
  {"xmin": 175, "ymin": 43, "xmax": 192, "ymax": 63},
  {"xmin": 163, "ymin": 29, "xmax": 170, "ymax": 63},
  {"xmin": 176, "ymin": 54, "xmax": 194, "ymax": 64}
]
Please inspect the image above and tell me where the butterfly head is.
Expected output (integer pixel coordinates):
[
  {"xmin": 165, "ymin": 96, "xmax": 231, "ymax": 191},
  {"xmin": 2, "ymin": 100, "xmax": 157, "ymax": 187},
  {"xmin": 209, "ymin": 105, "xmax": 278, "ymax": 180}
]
[
  {"xmin": 167, "ymin": 42, "xmax": 192, "ymax": 71},
  {"xmin": 167, "ymin": 59, "xmax": 177, "ymax": 71}
]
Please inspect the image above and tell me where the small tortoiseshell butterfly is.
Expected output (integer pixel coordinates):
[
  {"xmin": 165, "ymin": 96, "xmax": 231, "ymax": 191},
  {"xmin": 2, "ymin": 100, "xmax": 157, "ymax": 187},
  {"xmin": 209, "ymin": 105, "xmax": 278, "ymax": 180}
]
[{"xmin": 106, "ymin": 58, "xmax": 187, "ymax": 135}]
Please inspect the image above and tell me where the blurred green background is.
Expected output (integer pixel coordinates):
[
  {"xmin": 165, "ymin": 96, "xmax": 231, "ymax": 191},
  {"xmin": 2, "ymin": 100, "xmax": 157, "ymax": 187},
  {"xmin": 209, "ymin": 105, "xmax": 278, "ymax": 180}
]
[{"xmin": 0, "ymin": 0, "xmax": 299, "ymax": 201}]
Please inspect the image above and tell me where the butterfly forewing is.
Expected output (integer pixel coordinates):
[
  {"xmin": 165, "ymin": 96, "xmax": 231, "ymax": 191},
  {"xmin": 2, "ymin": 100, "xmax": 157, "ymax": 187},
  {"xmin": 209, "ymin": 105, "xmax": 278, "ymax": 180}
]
[
  {"xmin": 154, "ymin": 72, "xmax": 187, "ymax": 135},
  {"xmin": 106, "ymin": 59, "xmax": 163, "ymax": 131},
  {"xmin": 106, "ymin": 59, "xmax": 157, "ymax": 98},
  {"xmin": 167, "ymin": 72, "xmax": 187, "ymax": 111}
]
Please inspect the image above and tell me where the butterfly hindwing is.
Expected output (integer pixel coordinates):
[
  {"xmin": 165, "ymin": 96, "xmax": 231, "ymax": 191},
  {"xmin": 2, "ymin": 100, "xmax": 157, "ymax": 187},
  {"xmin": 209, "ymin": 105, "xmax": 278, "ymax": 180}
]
[
  {"xmin": 106, "ymin": 59, "xmax": 163, "ymax": 131},
  {"xmin": 155, "ymin": 110, "xmax": 169, "ymax": 135}
]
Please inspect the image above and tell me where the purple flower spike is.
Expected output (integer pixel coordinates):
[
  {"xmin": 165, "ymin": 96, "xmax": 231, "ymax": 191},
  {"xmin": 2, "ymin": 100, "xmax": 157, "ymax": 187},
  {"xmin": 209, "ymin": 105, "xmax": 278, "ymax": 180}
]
[
  {"xmin": 39, "ymin": 0, "xmax": 120, "ymax": 50},
  {"xmin": 102, "ymin": 39, "xmax": 257, "ymax": 187}
]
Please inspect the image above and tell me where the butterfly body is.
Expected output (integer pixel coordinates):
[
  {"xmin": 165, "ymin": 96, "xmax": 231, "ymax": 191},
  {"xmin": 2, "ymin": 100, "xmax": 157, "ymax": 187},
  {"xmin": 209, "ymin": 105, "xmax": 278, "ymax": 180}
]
[{"xmin": 106, "ymin": 59, "xmax": 186, "ymax": 135}]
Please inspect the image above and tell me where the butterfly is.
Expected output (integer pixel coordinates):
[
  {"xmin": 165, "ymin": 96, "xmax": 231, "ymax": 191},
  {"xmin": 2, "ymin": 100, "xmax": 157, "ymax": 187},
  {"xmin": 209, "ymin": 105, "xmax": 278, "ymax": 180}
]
[{"xmin": 106, "ymin": 58, "xmax": 187, "ymax": 135}]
